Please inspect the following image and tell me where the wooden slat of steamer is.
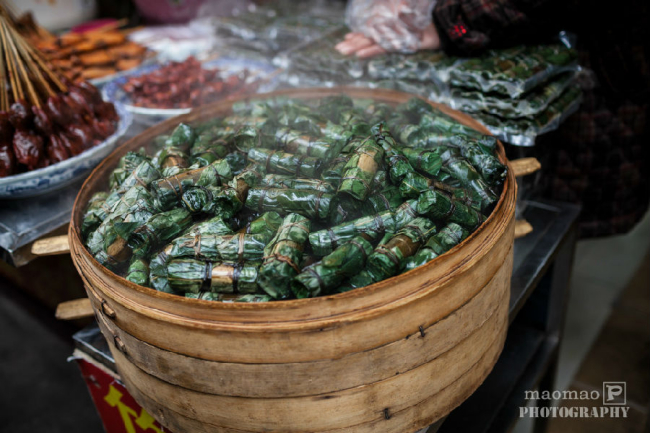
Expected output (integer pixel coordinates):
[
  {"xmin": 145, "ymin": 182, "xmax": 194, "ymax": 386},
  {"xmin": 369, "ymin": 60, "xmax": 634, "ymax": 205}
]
[
  {"xmin": 109, "ymin": 300, "xmax": 508, "ymax": 432},
  {"xmin": 92, "ymin": 251, "xmax": 511, "ymax": 397},
  {"xmin": 68, "ymin": 88, "xmax": 515, "ymax": 324},
  {"xmin": 80, "ymin": 216, "xmax": 512, "ymax": 363},
  {"xmin": 122, "ymin": 325, "xmax": 504, "ymax": 433}
]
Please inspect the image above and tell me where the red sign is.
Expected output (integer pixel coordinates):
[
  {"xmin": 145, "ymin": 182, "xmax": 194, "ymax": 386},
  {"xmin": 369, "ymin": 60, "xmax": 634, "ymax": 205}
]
[{"xmin": 76, "ymin": 357, "xmax": 170, "ymax": 433}]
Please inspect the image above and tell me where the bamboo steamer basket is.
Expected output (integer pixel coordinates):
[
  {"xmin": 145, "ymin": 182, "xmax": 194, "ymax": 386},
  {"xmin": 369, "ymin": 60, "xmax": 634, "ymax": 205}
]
[{"xmin": 69, "ymin": 88, "xmax": 517, "ymax": 433}]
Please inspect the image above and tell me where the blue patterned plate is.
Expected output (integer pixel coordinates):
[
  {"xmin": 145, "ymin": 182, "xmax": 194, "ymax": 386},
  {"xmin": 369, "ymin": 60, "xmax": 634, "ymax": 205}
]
[
  {"xmin": 0, "ymin": 104, "xmax": 133, "ymax": 199},
  {"xmin": 101, "ymin": 57, "xmax": 280, "ymax": 125}
]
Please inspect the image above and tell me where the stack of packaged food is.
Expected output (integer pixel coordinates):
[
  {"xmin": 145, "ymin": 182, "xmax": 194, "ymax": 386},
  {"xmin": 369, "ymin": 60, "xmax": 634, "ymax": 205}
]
[
  {"xmin": 446, "ymin": 44, "xmax": 582, "ymax": 146},
  {"xmin": 281, "ymin": 25, "xmax": 582, "ymax": 146}
]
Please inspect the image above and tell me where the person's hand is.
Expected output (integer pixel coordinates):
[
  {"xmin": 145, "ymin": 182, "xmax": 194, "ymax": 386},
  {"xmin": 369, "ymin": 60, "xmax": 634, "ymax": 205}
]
[{"xmin": 335, "ymin": 22, "xmax": 441, "ymax": 59}]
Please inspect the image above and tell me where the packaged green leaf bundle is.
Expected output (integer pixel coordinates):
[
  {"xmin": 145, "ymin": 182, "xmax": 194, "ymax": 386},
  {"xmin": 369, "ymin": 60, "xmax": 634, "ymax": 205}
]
[
  {"xmin": 448, "ymin": 72, "xmax": 576, "ymax": 119},
  {"xmin": 449, "ymin": 44, "xmax": 579, "ymax": 99},
  {"xmin": 470, "ymin": 86, "xmax": 583, "ymax": 146},
  {"xmin": 366, "ymin": 50, "xmax": 459, "ymax": 83},
  {"xmin": 82, "ymin": 95, "xmax": 506, "ymax": 302}
]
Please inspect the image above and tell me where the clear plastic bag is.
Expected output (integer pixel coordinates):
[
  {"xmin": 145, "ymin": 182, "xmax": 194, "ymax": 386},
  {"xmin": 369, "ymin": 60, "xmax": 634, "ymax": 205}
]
[
  {"xmin": 366, "ymin": 50, "xmax": 460, "ymax": 83},
  {"xmin": 282, "ymin": 27, "xmax": 368, "ymax": 82},
  {"xmin": 448, "ymin": 72, "xmax": 576, "ymax": 119},
  {"xmin": 470, "ymin": 86, "xmax": 583, "ymax": 146},
  {"xmin": 449, "ymin": 44, "xmax": 579, "ymax": 98},
  {"xmin": 345, "ymin": 0, "xmax": 436, "ymax": 53}
]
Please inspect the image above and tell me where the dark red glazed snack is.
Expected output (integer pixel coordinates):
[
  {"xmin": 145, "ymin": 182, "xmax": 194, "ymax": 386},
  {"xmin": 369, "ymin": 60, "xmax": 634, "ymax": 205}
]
[{"xmin": 122, "ymin": 56, "xmax": 260, "ymax": 109}]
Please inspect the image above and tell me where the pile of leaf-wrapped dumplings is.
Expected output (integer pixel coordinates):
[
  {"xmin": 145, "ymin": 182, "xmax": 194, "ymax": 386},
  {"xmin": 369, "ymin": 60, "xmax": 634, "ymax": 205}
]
[{"xmin": 82, "ymin": 95, "xmax": 507, "ymax": 302}]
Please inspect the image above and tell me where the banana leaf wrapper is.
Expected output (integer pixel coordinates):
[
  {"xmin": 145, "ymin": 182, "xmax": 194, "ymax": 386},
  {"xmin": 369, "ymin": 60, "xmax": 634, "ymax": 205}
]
[
  {"xmin": 338, "ymin": 109, "xmax": 371, "ymax": 130},
  {"xmin": 181, "ymin": 186, "xmax": 243, "ymax": 219},
  {"xmin": 189, "ymin": 132, "xmax": 231, "ymax": 167},
  {"xmin": 261, "ymin": 174, "xmax": 335, "ymax": 193},
  {"xmin": 401, "ymin": 147, "xmax": 443, "ymax": 178},
  {"xmin": 436, "ymin": 146, "xmax": 498, "ymax": 211},
  {"xmin": 231, "ymin": 125, "xmax": 265, "ymax": 152},
  {"xmin": 231, "ymin": 293, "xmax": 272, "ymax": 303},
  {"xmin": 361, "ymin": 102, "xmax": 394, "ymax": 125},
  {"xmin": 104, "ymin": 161, "xmax": 161, "ymax": 209},
  {"xmin": 185, "ymin": 292, "xmax": 221, "ymax": 301},
  {"xmin": 87, "ymin": 186, "xmax": 159, "ymax": 264},
  {"xmin": 151, "ymin": 160, "xmax": 233, "ymax": 210},
  {"xmin": 155, "ymin": 146, "xmax": 190, "ymax": 170},
  {"xmin": 371, "ymin": 170, "xmax": 389, "ymax": 192},
  {"xmin": 108, "ymin": 150, "xmax": 150, "ymax": 190},
  {"xmin": 400, "ymin": 174, "xmax": 489, "ymax": 214},
  {"xmin": 220, "ymin": 151, "xmax": 245, "ymax": 175},
  {"xmin": 450, "ymin": 136, "xmax": 507, "ymax": 186},
  {"xmin": 187, "ymin": 216, "xmax": 233, "ymax": 236},
  {"xmin": 259, "ymin": 213, "xmax": 311, "ymax": 299},
  {"xmin": 82, "ymin": 192, "xmax": 109, "ymax": 239},
  {"xmin": 126, "ymin": 257, "xmax": 149, "ymax": 287},
  {"xmin": 222, "ymin": 115, "xmax": 269, "ymax": 129},
  {"xmin": 228, "ymin": 163, "xmax": 267, "ymax": 202},
  {"xmin": 321, "ymin": 155, "xmax": 350, "ymax": 187},
  {"xmin": 366, "ymin": 186, "xmax": 404, "ymax": 214},
  {"xmin": 371, "ymin": 123, "xmax": 414, "ymax": 183},
  {"xmin": 167, "ymin": 259, "xmax": 261, "ymax": 294},
  {"xmin": 247, "ymin": 148, "xmax": 322, "ymax": 179},
  {"xmin": 245, "ymin": 188, "xmax": 333, "ymax": 221},
  {"xmin": 419, "ymin": 111, "xmax": 484, "ymax": 140},
  {"xmin": 393, "ymin": 124, "xmax": 456, "ymax": 149},
  {"xmin": 118, "ymin": 208, "xmax": 193, "ymax": 258},
  {"xmin": 87, "ymin": 187, "xmax": 155, "ymax": 252},
  {"xmin": 165, "ymin": 123, "xmax": 197, "ymax": 152},
  {"xmin": 272, "ymin": 127, "xmax": 340, "ymax": 160},
  {"xmin": 367, "ymin": 217, "xmax": 436, "ymax": 279},
  {"xmin": 405, "ymin": 223, "xmax": 469, "ymax": 270},
  {"xmin": 149, "ymin": 251, "xmax": 173, "ymax": 293},
  {"xmin": 338, "ymin": 138, "xmax": 385, "ymax": 201},
  {"xmin": 318, "ymin": 95, "xmax": 354, "ymax": 123},
  {"xmin": 397, "ymin": 98, "xmax": 435, "ymax": 122},
  {"xmin": 340, "ymin": 135, "xmax": 372, "ymax": 154},
  {"xmin": 167, "ymin": 232, "xmax": 268, "ymax": 262},
  {"xmin": 237, "ymin": 211, "xmax": 282, "ymax": 238},
  {"xmin": 338, "ymin": 269, "xmax": 382, "ymax": 292},
  {"xmin": 330, "ymin": 186, "xmax": 404, "ymax": 225},
  {"xmin": 292, "ymin": 236, "xmax": 374, "ymax": 298},
  {"xmin": 416, "ymin": 189, "xmax": 485, "ymax": 231},
  {"xmin": 449, "ymin": 44, "xmax": 578, "ymax": 98},
  {"xmin": 309, "ymin": 199, "xmax": 418, "ymax": 256}
]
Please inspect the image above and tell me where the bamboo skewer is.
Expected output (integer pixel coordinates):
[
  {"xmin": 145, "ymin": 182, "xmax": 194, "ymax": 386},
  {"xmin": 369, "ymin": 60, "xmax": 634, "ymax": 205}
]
[
  {"xmin": 1, "ymin": 20, "xmax": 23, "ymax": 103},
  {"xmin": 8, "ymin": 24, "xmax": 54, "ymax": 99},
  {"xmin": 0, "ymin": 12, "xmax": 71, "ymax": 109},
  {"xmin": 4, "ymin": 22, "xmax": 40, "ymax": 107}
]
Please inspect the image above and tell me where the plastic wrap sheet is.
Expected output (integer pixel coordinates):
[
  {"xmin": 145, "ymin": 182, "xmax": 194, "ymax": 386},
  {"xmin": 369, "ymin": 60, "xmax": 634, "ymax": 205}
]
[
  {"xmin": 470, "ymin": 86, "xmax": 583, "ymax": 146},
  {"xmin": 345, "ymin": 0, "xmax": 436, "ymax": 53},
  {"xmin": 448, "ymin": 72, "xmax": 577, "ymax": 119},
  {"xmin": 449, "ymin": 44, "xmax": 579, "ymax": 99},
  {"xmin": 366, "ymin": 50, "xmax": 460, "ymax": 83},
  {"xmin": 282, "ymin": 26, "xmax": 368, "ymax": 80},
  {"xmin": 213, "ymin": 2, "xmax": 344, "ymax": 58},
  {"xmin": 278, "ymin": 71, "xmax": 446, "ymax": 103}
]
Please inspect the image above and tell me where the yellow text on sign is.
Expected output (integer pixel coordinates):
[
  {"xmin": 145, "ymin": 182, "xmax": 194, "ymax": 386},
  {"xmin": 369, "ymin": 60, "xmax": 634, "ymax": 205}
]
[{"xmin": 105, "ymin": 385, "xmax": 163, "ymax": 433}]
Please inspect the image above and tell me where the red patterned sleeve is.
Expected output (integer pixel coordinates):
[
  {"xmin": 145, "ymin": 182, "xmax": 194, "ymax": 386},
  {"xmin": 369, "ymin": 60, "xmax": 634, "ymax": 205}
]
[{"xmin": 433, "ymin": 0, "xmax": 550, "ymax": 55}]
